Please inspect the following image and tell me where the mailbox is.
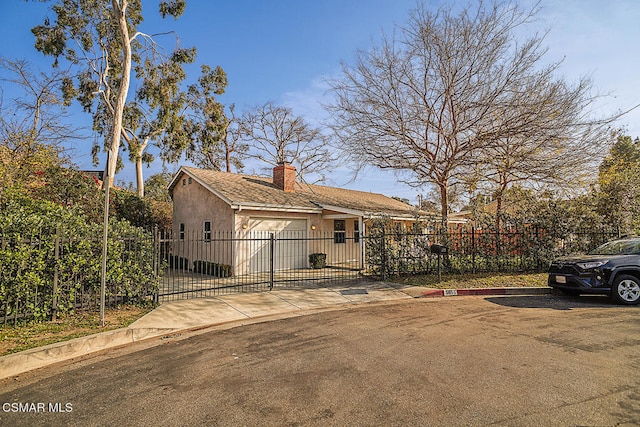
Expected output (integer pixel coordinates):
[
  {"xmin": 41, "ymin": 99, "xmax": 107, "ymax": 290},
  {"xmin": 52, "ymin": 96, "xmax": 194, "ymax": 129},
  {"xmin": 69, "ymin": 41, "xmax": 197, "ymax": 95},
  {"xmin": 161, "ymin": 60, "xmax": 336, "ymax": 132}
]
[{"xmin": 430, "ymin": 244, "xmax": 448, "ymax": 255}]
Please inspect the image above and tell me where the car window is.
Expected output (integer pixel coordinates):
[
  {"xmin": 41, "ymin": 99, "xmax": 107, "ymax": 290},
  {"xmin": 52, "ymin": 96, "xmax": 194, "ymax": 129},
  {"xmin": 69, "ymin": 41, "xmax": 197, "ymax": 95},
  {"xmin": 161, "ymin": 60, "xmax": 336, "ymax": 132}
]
[{"xmin": 589, "ymin": 240, "xmax": 640, "ymax": 255}]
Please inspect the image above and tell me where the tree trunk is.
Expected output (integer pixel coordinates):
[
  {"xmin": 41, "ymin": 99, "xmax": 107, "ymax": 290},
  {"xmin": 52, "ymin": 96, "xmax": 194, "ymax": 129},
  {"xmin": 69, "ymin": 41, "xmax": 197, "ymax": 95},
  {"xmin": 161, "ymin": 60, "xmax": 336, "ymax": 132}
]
[
  {"xmin": 439, "ymin": 182, "xmax": 448, "ymax": 230},
  {"xmin": 225, "ymin": 147, "xmax": 231, "ymax": 172},
  {"xmin": 495, "ymin": 194, "xmax": 503, "ymax": 231},
  {"xmin": 136, "ymin": 157, "xmax": 144, "ymax": 197},
  {"xmin": 494, "ymin": 178, "xmax": 508, "ymax": 231},
  {"xmin": 135, "ymin": 138, "xmax": 149, "ymax": 197},
  {"xmin": 104, "ymin": 0, "xmax": 132, "ymax": 189}
]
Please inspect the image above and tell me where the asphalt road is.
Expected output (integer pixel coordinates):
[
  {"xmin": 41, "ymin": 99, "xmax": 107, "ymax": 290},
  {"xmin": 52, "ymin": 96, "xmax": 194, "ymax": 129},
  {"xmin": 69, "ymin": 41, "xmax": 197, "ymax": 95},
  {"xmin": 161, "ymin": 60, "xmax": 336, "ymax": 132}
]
[{"xmin": 1, "ymin": 294, "xmax": 639, "ymax": 426}]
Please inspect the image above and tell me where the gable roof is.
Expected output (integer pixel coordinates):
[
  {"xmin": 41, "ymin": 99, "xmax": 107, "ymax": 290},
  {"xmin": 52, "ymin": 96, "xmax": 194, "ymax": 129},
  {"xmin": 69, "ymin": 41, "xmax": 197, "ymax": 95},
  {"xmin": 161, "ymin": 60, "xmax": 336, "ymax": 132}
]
[{"xmin": 169, "ymin": 166, "xmax": 427, "ymax": 219}]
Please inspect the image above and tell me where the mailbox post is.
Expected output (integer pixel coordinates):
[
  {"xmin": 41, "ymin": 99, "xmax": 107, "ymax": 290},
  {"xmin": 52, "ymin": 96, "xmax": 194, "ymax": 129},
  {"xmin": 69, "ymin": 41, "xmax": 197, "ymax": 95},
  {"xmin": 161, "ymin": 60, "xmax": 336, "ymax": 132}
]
[{"xmin": 430, "ymin": 244, "xmax": 448, "ymax": 283}]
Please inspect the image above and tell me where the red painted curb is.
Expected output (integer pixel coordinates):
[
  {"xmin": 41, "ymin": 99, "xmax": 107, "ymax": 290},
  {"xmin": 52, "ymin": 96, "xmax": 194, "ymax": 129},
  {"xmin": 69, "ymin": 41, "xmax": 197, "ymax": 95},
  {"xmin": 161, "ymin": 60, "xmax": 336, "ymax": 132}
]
[{"xmin": 420, "ymin": 289, "xmax": 445, "ymax": 298}]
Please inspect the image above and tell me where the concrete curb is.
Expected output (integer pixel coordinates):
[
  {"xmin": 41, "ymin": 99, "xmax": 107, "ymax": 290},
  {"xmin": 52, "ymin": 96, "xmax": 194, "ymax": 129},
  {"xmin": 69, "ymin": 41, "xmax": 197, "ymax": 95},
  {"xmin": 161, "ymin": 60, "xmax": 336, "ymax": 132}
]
[
  {"xmin": 0, "ymin": 326, "xmax": 176, "ymax": 381},
  {"xmin": 417, "ymin": 287, "xmax": 551, "ymax": 298}
]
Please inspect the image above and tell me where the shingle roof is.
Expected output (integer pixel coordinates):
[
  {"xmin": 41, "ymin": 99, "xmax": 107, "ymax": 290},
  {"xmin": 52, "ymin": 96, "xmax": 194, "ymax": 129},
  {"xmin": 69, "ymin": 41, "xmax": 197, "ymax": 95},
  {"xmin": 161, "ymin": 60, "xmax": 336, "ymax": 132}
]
[{"xmin": 170, "ymin": 167, "xmax": 425, "ymax": 219}]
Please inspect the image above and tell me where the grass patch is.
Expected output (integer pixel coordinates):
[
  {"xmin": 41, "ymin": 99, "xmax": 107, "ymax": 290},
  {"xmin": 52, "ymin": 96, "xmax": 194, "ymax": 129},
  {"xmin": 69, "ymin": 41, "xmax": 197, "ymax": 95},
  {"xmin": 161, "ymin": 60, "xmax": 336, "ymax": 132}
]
[
  {"xmin": 0, "ymin": 304, "xmax": 154, "ymax": 357},
  {"xmin": 393, "ymin": 272, "xmax": 548, "ymax": 289}
]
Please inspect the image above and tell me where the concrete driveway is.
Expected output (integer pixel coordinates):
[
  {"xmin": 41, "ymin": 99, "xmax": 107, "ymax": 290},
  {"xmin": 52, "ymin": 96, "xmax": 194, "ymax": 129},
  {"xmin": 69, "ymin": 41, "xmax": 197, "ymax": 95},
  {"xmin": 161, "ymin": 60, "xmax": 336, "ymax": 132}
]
[{"xmin": 1, "ymin": 294, "xmax": 639, "ymax": 426}]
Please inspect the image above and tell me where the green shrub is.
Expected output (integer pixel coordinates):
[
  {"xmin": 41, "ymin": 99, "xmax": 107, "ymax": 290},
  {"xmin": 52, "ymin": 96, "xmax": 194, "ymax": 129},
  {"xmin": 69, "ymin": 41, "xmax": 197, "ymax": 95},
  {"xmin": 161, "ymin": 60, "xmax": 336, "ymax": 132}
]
[
  {"xmin": 0, "ymin": 192, "xmax": 159, "ymax": 323},
  {"xmin": 193, "ymin": 260, "xmax": 233, "ymax": 277},
  {"xmin": 309, "ymin": 253, "xmax": 327, "ymax": 269}
]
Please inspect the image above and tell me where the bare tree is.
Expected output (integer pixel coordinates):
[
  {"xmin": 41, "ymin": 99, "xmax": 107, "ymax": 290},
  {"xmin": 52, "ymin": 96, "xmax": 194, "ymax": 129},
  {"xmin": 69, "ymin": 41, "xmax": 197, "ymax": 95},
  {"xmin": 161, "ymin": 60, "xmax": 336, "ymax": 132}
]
[
  {"xmin": 242, "ymin": 101, "xmax": 333, "ymax": 183},
  {"xmin": 326, "ymin": 1, "xmax": 616, "ymax": 225},
  {"xmin": 472, "ymin": 72, "xmax": 618, "ymax": 229},
  {"xmin": 0, "ymin": 58, "xmax": 83, "ymax": 187},
  {"xmin": 0, "ymin": 58, "xmax": 82, "ymax": 148}
]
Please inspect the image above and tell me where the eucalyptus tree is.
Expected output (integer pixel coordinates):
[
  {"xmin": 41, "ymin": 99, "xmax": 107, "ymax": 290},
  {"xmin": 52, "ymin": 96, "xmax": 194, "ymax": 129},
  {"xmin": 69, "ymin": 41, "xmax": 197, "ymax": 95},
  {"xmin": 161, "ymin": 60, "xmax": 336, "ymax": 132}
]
[
  {"xmin": 31, "ymin": 0, "xmax": 190, "ymax": 189},
  {"xmin": 120, "ymin": 47, "xmax": 195, "ymax": 196},
  {"xmin": 186, "ymin": 65, "xmax": 247, "ymax": 173},
  {"xmin": 326, "ymin": 1, "xmax": 615, "ymax": 225}
]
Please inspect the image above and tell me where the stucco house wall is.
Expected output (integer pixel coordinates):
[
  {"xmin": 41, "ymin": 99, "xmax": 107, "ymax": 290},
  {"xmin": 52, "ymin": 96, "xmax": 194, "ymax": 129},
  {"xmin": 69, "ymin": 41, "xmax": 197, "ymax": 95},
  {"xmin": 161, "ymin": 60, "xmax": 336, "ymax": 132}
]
[
  {"xmin": 168, "ymin": 165, "xmax": 429, "ymax": 275},
  {"xmin": 171, "ymin": 175, "xmax": 235, "ymax": 268}
]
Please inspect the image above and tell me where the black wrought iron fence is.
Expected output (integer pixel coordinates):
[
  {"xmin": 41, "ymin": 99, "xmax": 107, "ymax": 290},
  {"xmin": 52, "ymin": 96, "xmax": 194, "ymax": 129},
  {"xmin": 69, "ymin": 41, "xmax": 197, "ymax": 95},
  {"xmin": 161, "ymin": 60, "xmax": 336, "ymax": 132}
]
[
  {"xmin": 1, "ymin": 223, "xmax": 623, "ymax": 323},
  {"xmin": 0, "ymin": 225, "xmax": 157, "ymax": 325},
  {"xmin": 156, "ymin": 229, "xmax": 364, "ymax": 301},
  {"xmin": 366, "ymin": 226, "xmax": 622, "ymax": 278}
]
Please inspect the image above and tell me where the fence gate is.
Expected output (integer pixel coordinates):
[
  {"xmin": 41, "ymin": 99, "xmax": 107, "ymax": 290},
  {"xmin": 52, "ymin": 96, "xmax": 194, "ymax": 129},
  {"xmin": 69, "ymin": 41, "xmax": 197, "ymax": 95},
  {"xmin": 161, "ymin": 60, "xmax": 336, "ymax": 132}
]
[{"xmin": 155, "ymin": 229, "xmax": 365, "ymax": 302}]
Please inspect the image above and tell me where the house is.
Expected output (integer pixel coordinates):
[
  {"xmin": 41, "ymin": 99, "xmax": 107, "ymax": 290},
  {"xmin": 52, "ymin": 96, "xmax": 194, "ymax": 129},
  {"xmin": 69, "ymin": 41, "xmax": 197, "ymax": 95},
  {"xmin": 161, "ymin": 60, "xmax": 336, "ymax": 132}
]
[{"xmin": 168, "ymin": 163, "xmax": 429, "ymax": 274}]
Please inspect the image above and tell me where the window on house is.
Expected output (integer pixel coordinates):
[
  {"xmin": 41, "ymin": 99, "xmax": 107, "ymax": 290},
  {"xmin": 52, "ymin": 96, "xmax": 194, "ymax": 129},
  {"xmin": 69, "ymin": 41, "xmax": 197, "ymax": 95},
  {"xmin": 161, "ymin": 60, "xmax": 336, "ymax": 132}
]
[
  {"xmin": 334, "ymin": 220, "xmax": 346, "ymax": 244},
  {"xmin": 188, "ymin": 177, "xmax": 192, "ymax": 184},
  {"xmin": 203, "ymin": 221, "xmax": 211, "ymax": 242},
  {"xmin": 179, "ymin": 223, "xmax": 185, "ymax": 241},
  {"xmin": 182, "ymin": 179, "xmax": 186, "ymax": 186},
  {"xmin": 354, "ymin": 220, "xmax": 360, "ymax": 243}
]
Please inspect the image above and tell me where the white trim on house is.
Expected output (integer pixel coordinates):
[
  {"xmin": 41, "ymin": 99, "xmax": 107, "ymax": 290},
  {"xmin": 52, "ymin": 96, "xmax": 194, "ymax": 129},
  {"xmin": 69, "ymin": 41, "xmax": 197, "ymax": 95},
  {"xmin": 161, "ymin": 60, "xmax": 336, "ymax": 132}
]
[
  {"xmin": 234, "ymin": 203, "xmax": 322, "ymax": 214},
  {"xmin": 319, "ymin": 205, "xmax": 365, "ymax": 217},
  {"xmin": 319, "ymin": 204, "xmax": 418, "ymax": 221}
]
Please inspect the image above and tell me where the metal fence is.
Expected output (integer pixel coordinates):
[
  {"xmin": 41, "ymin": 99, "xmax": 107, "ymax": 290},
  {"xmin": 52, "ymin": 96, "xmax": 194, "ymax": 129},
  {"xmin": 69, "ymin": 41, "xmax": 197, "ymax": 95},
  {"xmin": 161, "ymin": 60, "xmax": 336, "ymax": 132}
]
[
  {"xmin": 0, "ymin": 226, "xmax": 157, "ymax": 325},
  {"xmin": 370, "ymin": 226, "xmax": 622, "ymax": 279},
  {"xmin": 0, "ymin": 224, "xmax": 623, "ymax": 322},
  {"xmin": 156, "ymin": 229, "xmax": 364, "ymax": 302}
]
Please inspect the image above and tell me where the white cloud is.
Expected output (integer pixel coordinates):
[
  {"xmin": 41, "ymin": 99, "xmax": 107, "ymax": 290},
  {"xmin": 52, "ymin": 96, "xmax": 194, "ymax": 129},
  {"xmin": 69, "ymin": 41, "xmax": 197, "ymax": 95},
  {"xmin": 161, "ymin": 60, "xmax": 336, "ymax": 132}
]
[{"xmin": 281, "ymin": 75, "xmax": 334, "ymax": 128}]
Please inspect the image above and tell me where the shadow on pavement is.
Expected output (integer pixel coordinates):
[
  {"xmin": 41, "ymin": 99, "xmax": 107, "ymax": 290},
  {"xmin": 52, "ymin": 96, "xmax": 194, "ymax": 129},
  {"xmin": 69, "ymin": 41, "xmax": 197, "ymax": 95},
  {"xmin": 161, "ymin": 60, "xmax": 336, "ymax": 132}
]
[{"xmin": 485, "ymin": 294, "xmax": 618, "ymax": 310}]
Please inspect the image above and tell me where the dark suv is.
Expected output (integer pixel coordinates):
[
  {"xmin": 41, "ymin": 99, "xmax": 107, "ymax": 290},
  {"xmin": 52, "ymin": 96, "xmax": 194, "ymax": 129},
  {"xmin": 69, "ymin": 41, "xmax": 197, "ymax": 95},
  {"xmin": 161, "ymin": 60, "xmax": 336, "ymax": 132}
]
[{"xmin": 548, "ymin": 237, "xmax": 640, "ymax": 305}]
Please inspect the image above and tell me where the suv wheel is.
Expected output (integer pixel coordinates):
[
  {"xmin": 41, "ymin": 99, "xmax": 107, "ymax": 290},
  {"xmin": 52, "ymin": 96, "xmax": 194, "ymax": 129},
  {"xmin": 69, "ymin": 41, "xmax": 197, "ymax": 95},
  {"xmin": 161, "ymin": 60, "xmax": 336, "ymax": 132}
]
[{"xmin": 610, "ymin": 274, "xmax": 640, "ymax": 305}]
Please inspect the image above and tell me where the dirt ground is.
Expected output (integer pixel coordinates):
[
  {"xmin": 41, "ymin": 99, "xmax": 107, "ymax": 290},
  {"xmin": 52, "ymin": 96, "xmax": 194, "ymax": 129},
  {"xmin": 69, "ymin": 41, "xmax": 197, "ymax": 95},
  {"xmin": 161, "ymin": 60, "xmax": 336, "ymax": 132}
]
[{"xmin": 0, "ymin": 305, "xmax": 152, "ymax": 356}]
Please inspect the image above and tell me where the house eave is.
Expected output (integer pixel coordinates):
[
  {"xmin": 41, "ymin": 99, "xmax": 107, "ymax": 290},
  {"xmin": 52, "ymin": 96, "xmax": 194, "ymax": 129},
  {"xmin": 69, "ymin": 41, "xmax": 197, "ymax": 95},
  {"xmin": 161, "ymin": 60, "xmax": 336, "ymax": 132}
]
[
  {"xmin": 232, "ymin": 203, "xmax": 323, "ymax": 214},
  {"xmin": 319, "ymin": 204, "xmax": 424, "ymax": 221}
]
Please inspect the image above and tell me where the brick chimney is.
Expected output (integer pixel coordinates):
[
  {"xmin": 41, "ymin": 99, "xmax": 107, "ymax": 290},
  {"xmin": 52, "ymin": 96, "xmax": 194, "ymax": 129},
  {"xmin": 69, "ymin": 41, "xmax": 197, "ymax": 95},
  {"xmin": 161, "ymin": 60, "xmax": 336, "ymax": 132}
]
[{"xmin": 273, "ymin": 162, "xmax": 296, "ymax": 192}]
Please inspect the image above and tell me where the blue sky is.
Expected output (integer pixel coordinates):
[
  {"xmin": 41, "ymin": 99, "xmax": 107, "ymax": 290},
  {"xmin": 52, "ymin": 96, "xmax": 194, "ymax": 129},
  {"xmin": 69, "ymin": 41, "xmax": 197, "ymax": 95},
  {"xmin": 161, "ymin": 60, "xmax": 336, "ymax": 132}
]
[{"xmin": 1, "ymin": 0, "xmax": 639, "ymax": 204}]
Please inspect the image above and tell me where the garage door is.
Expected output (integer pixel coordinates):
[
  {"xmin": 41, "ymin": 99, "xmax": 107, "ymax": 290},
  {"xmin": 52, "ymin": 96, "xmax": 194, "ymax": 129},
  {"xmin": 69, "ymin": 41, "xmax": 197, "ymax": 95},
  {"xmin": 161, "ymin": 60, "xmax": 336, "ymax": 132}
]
[{"xmin": 247, "ymin": 218, "xmax": 307, "ymax": 272}]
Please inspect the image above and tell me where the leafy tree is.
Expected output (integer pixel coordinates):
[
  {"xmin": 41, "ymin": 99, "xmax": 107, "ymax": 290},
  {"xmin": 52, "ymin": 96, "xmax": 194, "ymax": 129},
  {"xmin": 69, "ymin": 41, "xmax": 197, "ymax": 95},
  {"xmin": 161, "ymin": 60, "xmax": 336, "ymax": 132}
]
[
  {"xmin": 326, "ymin": 1, "xmax": 615, "ymax": 226},
  {"xmin": 144, "ymin": 171, "xmax": 173, "ymax": 203},
  {"xmin": 596, "ymin": 135, "xmax": 640, "ymax": 234},
  {"xmin": 0, "ymin": 192, "xmax": 158, "ymax": 321},
  {"xmin": 242, "ymin": 101, "xmax": 333, "ymax": 183},
  {"xmin": 121, "ymin": 45, "xmax": 196, "ymax": 197},
  {"xmin": 32, "ymin": 0, "xmax": 190, "ymax": 189},
  {"xmin": 28, "ymin": 165, "xmax": 104, "ymax": 223},
  {"xmin": 186, "ymin": 65, "xmax": 247, "ymax": 173}
]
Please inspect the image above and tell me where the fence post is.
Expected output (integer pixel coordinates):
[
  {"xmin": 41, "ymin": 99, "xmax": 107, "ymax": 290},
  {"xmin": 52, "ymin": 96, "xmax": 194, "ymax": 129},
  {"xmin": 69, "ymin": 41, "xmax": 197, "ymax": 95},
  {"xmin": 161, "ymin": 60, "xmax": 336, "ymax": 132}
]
[
  {"xmin": 380, "ymin": 232, "xmax": 387, "ymax": 280},
  {"xmin": 535, "ymin": 225, "xmax": 542, "ymax": 271},
  {"xmin": 52, "ymin": 225, "xmax": 60, "ymax": 321},
  {"xmin": 153, "ymin": 226, "xmax": 159, "ymax": 304},
  {"xmin": 269, "ymin": 233, "xmax": 275, "ymax": 290},
  {"xmin": 471, "ymin": 226, "xmax": 476, "ymax": 274}
]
